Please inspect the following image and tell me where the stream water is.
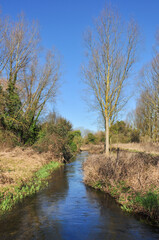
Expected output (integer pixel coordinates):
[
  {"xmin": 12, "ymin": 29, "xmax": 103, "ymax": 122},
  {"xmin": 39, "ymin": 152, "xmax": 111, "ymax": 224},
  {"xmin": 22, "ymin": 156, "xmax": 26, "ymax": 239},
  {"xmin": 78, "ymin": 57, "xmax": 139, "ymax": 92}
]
[{"xmin": 0, "ymin": 151, "xmax": 159, "ymax": 240}]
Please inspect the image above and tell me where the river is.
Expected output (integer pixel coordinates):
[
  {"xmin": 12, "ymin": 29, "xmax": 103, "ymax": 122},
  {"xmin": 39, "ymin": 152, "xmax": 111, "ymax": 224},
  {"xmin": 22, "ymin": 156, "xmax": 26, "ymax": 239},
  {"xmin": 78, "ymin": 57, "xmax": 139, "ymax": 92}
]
[{"xmin": 0, "ymin": 151, "xmax": 158, "ymax": 240}]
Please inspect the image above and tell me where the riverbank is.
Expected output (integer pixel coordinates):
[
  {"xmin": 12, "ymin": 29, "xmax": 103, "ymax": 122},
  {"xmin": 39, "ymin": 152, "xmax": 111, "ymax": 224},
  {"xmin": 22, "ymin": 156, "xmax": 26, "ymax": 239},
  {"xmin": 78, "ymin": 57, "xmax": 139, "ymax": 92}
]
[
  {"xmin": 83, "ymin": 149, "xmax": 159, "ymax": 226},
  {"xmin": 0, "ymin": 147, "xmax": 62, "ymax": 214},
  {"xmin": 112, "ymin": 143, "xmax": 159, "ymax": 155},
  {"xmin": 81, "ymin": 142, "xmax": 159, "ymax": 155}
]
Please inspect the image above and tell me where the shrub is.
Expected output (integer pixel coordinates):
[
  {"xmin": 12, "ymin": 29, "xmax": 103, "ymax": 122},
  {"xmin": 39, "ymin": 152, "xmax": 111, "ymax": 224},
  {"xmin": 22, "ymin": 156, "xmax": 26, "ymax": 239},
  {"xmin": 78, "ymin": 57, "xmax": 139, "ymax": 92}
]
[
  {"xmin": 85, "ymin": 133, "xmax": 97, "ymax": 144},
  {"xmin": 130, "ymin": 129, "xmax": 140, "ymax": 143}
]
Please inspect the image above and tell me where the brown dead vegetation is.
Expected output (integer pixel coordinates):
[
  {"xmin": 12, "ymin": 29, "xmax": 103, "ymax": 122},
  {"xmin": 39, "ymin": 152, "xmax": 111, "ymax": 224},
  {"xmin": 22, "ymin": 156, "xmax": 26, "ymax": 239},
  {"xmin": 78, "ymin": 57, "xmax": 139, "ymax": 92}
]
[
  {"xmin": 83, "ymin": 150, "xmax": 159, "ymax": 224},
  {"xmin": 84, "ymin": 151, "xmax": 159, "ymax": 192},
  {"xmin": 112, "ymin": 143, "xmax": 159, "ymax": 155},
  {"xmin": 82, "ymin": 142, "xmax": 159, "ymax": 156},
  {"xmin": 0, "ymin": 147, "xmax": 60, "ymax": 190},
  {"xmin": 81, "ymin": 144, "xmax": 104, "ymax": 154}
]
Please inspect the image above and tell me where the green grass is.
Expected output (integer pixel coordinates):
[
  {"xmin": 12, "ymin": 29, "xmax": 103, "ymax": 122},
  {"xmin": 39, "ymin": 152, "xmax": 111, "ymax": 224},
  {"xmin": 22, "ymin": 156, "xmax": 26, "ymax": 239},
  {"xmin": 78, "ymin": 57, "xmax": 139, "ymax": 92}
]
[
  {"xmin": 93, "ymin": 181, "xmax": 103, "ymax": 189},
  {"xmin": 135, "ymin": 191, "xmax": 159, "ymax": 212},
  {"xmin": 0, "ymin": 161, "xmax": 61, "ymax": 213},
  {"xmin": 121, "ymin": 204, "xmax": 133, "ymax": 213}
]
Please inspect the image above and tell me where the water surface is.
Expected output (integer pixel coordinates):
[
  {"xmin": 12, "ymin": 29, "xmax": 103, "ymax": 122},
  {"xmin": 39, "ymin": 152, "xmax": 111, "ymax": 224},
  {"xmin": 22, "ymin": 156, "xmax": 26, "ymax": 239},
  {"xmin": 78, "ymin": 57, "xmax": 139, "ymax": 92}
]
[{"xmin": 0, "ymin": 152, "xmax": 158, "ymax": 240}]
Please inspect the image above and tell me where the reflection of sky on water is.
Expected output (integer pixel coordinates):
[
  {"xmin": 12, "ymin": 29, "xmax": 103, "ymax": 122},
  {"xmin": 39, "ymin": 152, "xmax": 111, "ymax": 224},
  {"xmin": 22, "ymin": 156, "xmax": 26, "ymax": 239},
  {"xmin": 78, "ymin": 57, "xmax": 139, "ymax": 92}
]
[{"xmin": 0, "ymin": 152, "xmax": 159, "ymax": 240}]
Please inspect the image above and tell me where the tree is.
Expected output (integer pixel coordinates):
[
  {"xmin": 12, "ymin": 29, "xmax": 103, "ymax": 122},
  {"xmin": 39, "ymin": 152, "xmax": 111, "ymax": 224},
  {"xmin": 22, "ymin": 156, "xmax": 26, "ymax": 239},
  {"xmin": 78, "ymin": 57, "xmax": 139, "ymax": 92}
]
[
  {"xmin": 82, "ymin": 6, "xmax": 138, "ymax": 155},
  {"xmin": 85, "ymin": 132, "xmax": 97, "ymax": 144},
  {"xmin": 0, "ymin": 14, "xmax": 61, "ymax": 144},
  {"xmin": 136, "ymin": 30, "xmax": 159, "ymax": 142},
  {"xmin": 35, "ymin": 112, "xmax": 74, "ymax": 160},
  {"xmin": 135, "ymin": 90, "xmax": 154, "ymax": 140},
  {"xmin": 19, "ymin": 49, "xmax": 61, "ymax": 143},
  {"xmin": 0, "ymin": 15, "xmax": 39, "ymax": 138}
]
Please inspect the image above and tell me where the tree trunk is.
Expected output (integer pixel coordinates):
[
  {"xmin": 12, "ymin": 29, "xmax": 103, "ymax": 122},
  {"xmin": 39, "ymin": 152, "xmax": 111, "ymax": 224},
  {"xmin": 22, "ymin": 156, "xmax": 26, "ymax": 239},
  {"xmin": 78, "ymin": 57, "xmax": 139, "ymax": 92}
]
[{"xmin": 105, "ymin": 115, "xmax": 109, "ymax": 156}]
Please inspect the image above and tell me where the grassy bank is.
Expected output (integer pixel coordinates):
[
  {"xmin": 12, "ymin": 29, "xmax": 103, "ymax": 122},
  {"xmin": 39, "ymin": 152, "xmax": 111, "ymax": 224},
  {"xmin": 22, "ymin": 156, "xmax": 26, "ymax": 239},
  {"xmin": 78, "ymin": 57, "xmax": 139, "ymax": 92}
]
[
  {"xmin": 83, "ymin": 150, "xmax": 159, "ymax": 226},
  {"xmin": 112, "ymin": 143, "xmax": 159, "ymax": 156},
  {"xmin": 0, "ymin": 147, "xmax": 62, "ymax": 214}
]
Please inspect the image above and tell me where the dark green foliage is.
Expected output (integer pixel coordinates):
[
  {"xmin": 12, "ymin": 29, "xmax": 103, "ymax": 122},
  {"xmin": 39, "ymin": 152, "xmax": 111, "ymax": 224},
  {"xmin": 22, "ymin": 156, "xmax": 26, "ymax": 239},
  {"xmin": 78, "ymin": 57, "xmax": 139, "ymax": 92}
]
[
  {"xmin": 110, "ymin": 121, "xmax": 140, "ymax": 143},
  {"xmin": 23, "ymin": 123, "xmax": 40, "ymax": 145},
  {"xmin": 111, "ymin": 121, "xmax": 127, "ymax": 134},
  {"xmin": 5, "ymin": 82, "xmax": 22, "ymax": 118},
  {"xmin": 34, "ymin": 112, "xmax": 81, "ymax": 161},
  {"xmin": 130, "ymin": 129, "xmax": 140, "ymax": 143},
  {"xmin": 0, "ymin": 82, "xmax": 24, "ymax": 142},
  {"xmin": 68, "ymin": 130, "xmax": 82, "ymax": 152},
  {"xmin": 85, "ymin": 133, "xmax": 97, "ymax": 144},
  {"xmin": 83, "ymin": 121, "xmax": 141, "ymax": 146},
  {"xmin": 69, "ymin": 142, "xmax": 77, "ymax": 152}
]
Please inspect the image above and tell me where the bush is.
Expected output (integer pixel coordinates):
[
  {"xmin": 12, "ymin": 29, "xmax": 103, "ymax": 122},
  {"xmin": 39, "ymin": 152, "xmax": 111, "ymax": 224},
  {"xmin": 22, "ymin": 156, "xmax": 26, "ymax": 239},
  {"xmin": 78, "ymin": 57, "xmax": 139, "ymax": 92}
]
[
  {"xmin": 130, "ymin": 129, "xmax": 140, "ymax": 143},
  {"xmin": 85, "ymin": 133, "xmax": 97, "ymax": 144},
  {"xmin": 68, "ymin": 130, "xmax": 83, "ymax": 152},
  {"xmin": 0, "ymin": 129, "xmax": 21, "ymax": 148},
  {"xmin": 34, "ymin": 113, "xmax": 80, "ymax": 161}
]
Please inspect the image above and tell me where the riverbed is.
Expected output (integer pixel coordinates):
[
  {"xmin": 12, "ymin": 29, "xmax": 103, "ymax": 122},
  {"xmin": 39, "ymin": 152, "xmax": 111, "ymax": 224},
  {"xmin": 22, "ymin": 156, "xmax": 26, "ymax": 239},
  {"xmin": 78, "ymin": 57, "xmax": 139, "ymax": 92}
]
[{"xmin": 0, "ymin": 152, "xmax": 158, "ymax": 240}]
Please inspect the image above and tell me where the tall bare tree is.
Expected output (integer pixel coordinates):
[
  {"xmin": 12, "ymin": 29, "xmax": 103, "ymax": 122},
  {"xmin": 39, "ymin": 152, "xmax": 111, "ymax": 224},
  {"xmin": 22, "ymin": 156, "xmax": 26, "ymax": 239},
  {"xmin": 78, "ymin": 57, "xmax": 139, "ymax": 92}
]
[
  {"xmin": 82, "ymin": 6, "xmax": 139, "ymax": 155},
  {"xmin": 137, "ymin": 30, "xmax": 159, "ymax": 142}
]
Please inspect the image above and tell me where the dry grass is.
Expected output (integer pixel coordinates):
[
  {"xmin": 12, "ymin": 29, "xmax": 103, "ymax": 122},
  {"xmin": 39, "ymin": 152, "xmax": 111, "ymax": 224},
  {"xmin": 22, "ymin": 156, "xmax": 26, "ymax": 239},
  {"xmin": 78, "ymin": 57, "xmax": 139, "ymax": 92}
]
[
  {"xmin": 82, "ymin": 142, "xmax": 159, "ymax": 156},
  {"xmin": 112, "ymin": 143, "xmax": 159, "ymax": 155},
  {"xmin": 83, "ymin": 150, "xmax": 159, "ymax": 223},
  {"xmin": 81, "ymin": 144, "xmax": 104, "ymax": 154},
  {"xmin": 0, "ymin": 147, "xmax": 59, "ymax": 191},
  {"xmin": 84, "ymin": 151, "xmax": 159, "ymax": 192}
]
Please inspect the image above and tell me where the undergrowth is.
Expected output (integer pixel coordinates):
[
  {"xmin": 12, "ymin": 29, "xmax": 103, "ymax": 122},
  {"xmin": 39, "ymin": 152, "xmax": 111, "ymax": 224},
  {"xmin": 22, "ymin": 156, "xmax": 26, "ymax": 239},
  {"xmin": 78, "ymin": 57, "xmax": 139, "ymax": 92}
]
[{"xmin": 83, "ymin": 152, "xmax": 159, "ymax": 225}]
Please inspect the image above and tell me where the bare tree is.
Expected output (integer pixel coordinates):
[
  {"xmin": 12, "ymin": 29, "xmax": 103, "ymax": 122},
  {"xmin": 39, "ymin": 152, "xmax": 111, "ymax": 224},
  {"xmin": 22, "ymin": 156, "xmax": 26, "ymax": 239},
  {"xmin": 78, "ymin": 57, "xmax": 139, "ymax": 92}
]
[
  {"xmin": 137, "ymin": 30, "xmax": 159, "ymax": 142},
  {"xmin": 0, "ymin": 14, "xmax": 40, "ymax": 121},
  {"xmin": 0, "ymin": 15, "xmax": 9, "ymax": 74},
  {"xmin": 0, "ymin": 14, "xmax": 61, "ymax": 143},
  {"xmin": 2, "ymin": 14, "xmax": 39, "ymax": 84},
  {"xmin": 19, "ymin": 49, "xmax": 61, "ymax": 139},
  {"xmin": 82, "ymin": 6, "xmax": 139, "ymax": 155},
  {"xmin": 135, "ymin": 90, "xmax": 154, "ymax": 140}
]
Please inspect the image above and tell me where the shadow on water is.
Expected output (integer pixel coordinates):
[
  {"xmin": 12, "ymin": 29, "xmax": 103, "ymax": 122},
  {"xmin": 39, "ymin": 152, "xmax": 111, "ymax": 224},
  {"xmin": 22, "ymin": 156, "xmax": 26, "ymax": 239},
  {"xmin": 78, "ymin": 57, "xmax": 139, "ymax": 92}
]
[{"xmin": 0, "ymin": 152, "xmax": 158, "ymax": 240}]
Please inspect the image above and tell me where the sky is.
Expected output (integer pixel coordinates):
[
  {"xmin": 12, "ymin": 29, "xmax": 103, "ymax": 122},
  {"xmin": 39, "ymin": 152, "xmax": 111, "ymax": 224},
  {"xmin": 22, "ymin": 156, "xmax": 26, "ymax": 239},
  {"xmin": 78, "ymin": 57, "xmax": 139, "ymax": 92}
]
[{"xmin": 0, "ymin": 0, "xmax": 159, "ymax": 132}]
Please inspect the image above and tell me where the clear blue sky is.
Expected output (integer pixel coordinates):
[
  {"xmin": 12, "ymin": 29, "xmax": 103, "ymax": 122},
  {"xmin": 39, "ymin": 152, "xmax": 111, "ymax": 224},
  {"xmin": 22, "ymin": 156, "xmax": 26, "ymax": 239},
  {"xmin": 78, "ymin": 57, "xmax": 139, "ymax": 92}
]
[{"xmin": 1, "ymin": 0, "xmax": 159, "ymax": 132}]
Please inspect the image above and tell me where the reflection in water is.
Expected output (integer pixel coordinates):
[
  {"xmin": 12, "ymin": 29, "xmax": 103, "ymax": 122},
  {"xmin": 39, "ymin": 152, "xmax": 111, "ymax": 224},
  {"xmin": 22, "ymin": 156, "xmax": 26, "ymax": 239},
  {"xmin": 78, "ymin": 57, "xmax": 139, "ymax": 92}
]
[{"xmin": 0, "ymin": 152, "xmax": 158, "ymax": 240}]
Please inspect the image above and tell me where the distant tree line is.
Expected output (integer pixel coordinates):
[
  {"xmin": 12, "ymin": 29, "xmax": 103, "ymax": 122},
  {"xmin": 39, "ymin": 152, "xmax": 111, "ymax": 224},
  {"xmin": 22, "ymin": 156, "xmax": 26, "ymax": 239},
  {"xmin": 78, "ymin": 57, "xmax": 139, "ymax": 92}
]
[
  {"xmin": 134, "ymin": 31, "xmax": 159, "ymax": 143},
  {"xmin": 84, "ymin": 120, "xmax": 140, "ymax": 145}
]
